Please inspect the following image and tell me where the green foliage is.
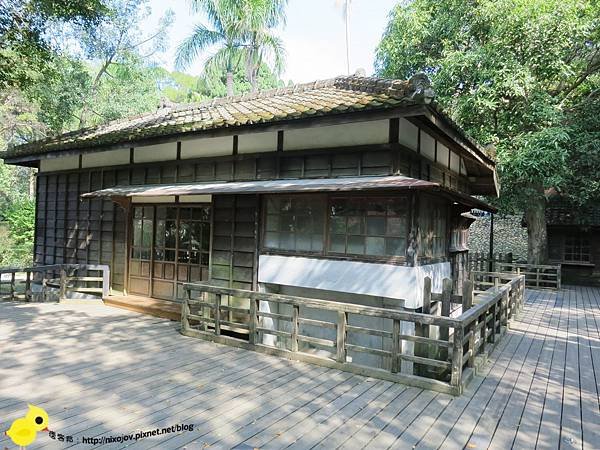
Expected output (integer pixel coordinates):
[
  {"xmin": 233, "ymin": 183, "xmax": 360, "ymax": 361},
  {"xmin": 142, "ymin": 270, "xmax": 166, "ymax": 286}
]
[
  {"xmin": 376, "ymin": 0, "xmax": 600, "ymax": 212},
  {"xmin": 0, "ymin": 198, "xmax": 35, "ymax": 267},
  {"xmin": 176, "ymin": 0, "xmax": 286, "ymax": 94},
  {"xmin": 0, "ymin": 0, "xmax": 108, "ymax": 91}
]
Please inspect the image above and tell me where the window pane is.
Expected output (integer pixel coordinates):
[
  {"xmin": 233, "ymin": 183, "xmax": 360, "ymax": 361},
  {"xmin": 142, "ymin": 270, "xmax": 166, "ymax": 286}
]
[
  {"xmin": 347, "ymin": 236, "xmax": 365, "ymax": 254},
  {"xmin": 365, "ymin": 237, "xmax": 385, "ymax": 255},
  {"xmin": 155, "ymin": 220, "xmax": 165, "ymax": 247},
  {"xmin": 142, "ymin": 219, "xmax": 153, "ymax": 247},
  {"xmin": 296, "ymin": 234, "xmax": 312, "ymax": 251},
  {"xmin": 386, "ymin": 217, "xmax": 407, "ymax": 236},
  {"xmin": 330, "ymin": 235, "xmax": 346, "ymax": 253},
  {"xmin": 330, "ymin": 216, "xmax": 346, "ymax": 234},
  {"xmin": 165, "ymin": 221, "xmax": 177, "ymax": 248},
  {"xmin": 385, "ymin": 237, "xmax": 405, "ymax": 256},
  {"xmin": 133, "ymin": 219, "xmax": 142, "ymax": 246},
  {"xmin": 264, "ymin": 232, "xmax": 279, "ymax": 248},
  {"xmin": 266, "ymin": 214, "xmax": 279, "ymax": 232},
  {"xmin": 366, "ymin": 217, "xmax": 385, "ymax": 235},
  {"xmin": 280, "ymin": 232, "xmax": 294, "ymax": 250},
  {"xmin": 311, "ymin": 235, "xmax": 323, "ymax": 252},
  {"xmin": 347, "ymin": 216, "xmax": 363, "ymax": 235}
]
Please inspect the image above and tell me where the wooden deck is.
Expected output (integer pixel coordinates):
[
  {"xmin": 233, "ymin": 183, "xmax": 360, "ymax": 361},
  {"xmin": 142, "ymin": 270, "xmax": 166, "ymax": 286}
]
[
  {"xmin": 1, "ymin": 285, "xmax": 599, "ymax": 449},
  {"xmin": 103, "ymin": 294, "xmax": 182, "ymax": 321}
]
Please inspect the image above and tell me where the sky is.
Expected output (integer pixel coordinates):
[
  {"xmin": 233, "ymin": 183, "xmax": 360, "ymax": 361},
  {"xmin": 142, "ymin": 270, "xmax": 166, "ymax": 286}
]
[{"xmin": 146, "ymin": 0, "xmax": 399, "ymax": 84}]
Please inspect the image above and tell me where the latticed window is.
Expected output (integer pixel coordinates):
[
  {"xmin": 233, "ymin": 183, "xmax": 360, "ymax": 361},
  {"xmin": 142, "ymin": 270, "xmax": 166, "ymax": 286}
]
[
  {"xmin": 263, "ymin": 196, "xmax": 325, "ymax": 253},
  {"xmin": 564, "ymin": 236, "xmax": 591, "ymax": 263},
  {"xmin": 327, "ymin": 196, "xmax": 409, "ymax": 257}
]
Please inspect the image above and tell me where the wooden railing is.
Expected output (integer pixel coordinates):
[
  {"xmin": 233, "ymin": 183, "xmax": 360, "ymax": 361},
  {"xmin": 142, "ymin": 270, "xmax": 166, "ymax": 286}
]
[
  {"xmin": 182, "ymin": 272, "xmax": 525, "ymax": 395},
  {"xmin": 469, "ymin": 252, "xmax": 561, "ymax": 289},
  {"xmin": 0, "ymin": 264, "xmax": 110, "ymax": 302}
]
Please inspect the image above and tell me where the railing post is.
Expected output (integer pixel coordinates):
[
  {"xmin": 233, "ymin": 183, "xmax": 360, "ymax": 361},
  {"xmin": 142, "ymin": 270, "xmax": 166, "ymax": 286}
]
[
  {"xmin": 462, "ymin": 280, "xmax": 473, "ymax": 312},
  {"xmin": 291, "ymin": 305, "xmax": 299, "ymax": 352},
  {"xmin": 25, "ymin": 271, "xmax": 32, "ymax": 302},
  {"xmin": 536, "ymin": 267, "xmax": 541, "ymax": 289},
  {"xmin": 59, "ymin": 267, "xmax": 67, "ymax": 301},
  {"xmin": 391, "ymin": 318, "xmax": 400, "ymax": 373},
  {"xmin": 249, "ymin": 296, "xmax": 258, "ymax": 345},
  {"xmin": 41, "ymin": 270, "xmax": 47, "ymax": 302},
  {"xmin": 214, "ymin": 293, "xmax": 221, "ymax": 336},
  {"xmin": 440, "ymin": 278, "xmax": 452, "ymax": 361},
  {"xmin": 557, "ymin": 265, "xmax": 562, "ymax": 290},
  {"xmin": 502, "ymin": 290, "xmax": 509, "ymax": 328},
  {"xmin": 451, "ymin": 325, "xmax": 464, "ymax": 391},
  {"xmin": 102, "ymin": 265, "xmax": 110, "ymax": 298},
  {"xmin": 10, "ymin": 272, "xmax": 15, "ymax": 301},
  {"xmin": 181, "ymin": 290, "xmax": 190, "ymax": 333},
  {"xmin": 336, "ymin": 311, "xmax": 347, "ymax": 363}
]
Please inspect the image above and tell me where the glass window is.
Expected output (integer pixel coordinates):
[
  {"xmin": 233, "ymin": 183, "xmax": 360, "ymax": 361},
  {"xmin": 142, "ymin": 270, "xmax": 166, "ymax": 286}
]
[
  {"xmin": 564, "ymin": 236, "xmax": 591, "ymax": 262},
  {"xmin": 263, "ymin": 196, "xmax": 326, "ymax": 253},
  {"xmin": 328, "ymin": 197, "xmax": 409, "ymax": 257},
  {"xmin": 418, "ymin": 195, "xmax": 448, "ymax": 258}
]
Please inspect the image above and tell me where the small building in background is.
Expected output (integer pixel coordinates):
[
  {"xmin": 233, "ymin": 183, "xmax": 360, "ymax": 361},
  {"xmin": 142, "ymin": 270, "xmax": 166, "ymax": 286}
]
[{"xmin": 545, "ymin": 198, "xmax": 600, "ymax": 286}]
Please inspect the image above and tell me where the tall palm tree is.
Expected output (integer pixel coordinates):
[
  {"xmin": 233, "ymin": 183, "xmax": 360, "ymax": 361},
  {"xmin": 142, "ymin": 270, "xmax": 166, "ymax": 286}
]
[
  {"xmin": 176, "ymin": 0, "xmax": 286, "ymax": 96},
  {"xmin": 236, "ymin": 0, "xmax": 287, "ymax": 92},
  {"xmin": 175, "ymin": 0, "xmax": 242, "ymax": 97}
]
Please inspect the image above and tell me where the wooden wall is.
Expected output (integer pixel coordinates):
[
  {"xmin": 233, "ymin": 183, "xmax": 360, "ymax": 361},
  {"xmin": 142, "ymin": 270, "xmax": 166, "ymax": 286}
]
[{"xmin": 34, "ymin": 144, "xmax": 471, "ymax": 295}]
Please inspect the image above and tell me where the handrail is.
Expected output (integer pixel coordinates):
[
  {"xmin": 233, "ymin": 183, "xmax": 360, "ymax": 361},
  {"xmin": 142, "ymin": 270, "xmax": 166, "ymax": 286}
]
[
  {"xmin": 182, "ymin": 271, "xmax": 525, "ymax": 395},
  {"xmin": 0, "ymin": 264, "xmax": 110, "ymax": 301}
]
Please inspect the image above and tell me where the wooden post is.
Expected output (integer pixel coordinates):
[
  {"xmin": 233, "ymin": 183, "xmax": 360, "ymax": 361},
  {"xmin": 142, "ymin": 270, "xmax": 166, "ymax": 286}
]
[
  {"xmin": 502, "ymin": 290, "xmax": 509, "ymax": 327},
  {"xmin": 462, "ymin": 280, "xmax": 473, "ymax": 312},
  {"xmin": 248, "ymin": 296, "xmax": 257, "ymax": 345},
  {"xmin": 440, "ymin": 278, "xmax": 452, "ymax": 361},
  {"xmin": 451, "ymin": 325, "xmax": 464, "ymax": 390},
  {"xmin": 291, "ymin": 305, "xmax": 299, "ymax": 352},
  {"xmin": 391, "ymin": 318, "xmax": 400, "ymax": 373},
  {"xmin": 10, "ymin": 272, "xmax": 15, "ymax": 301},
  {"xmin": 181, "ymin": 294, "xmax": 190, "ymax": 333},
  {"xmin": 336, "ymin": 311, "xmax": 347, "ymax": 363},
  {"xmin": 419, "ymin": 276, "xmax": 432, "ymax": 372},
  {"xmin": 25, "ymin": 271, "xmax": 31, "ymax": 302},
  {"xmin": 536, "ymin": 267, "xmax": 540, "ymax": 288},
  {"xmin": 41, "ymin": 270, "xmax": 47, "ymax": 302},
  {"xmin": 214, "ymin": 293, "xmax": 221, "ymax": 336},
  {"xmin": 59, "ymin": 267, "xmax": 67, "ymax": 301},
  {"xmin": 557, "ymin": 264, "xmax": 562, "ymax": 290}
]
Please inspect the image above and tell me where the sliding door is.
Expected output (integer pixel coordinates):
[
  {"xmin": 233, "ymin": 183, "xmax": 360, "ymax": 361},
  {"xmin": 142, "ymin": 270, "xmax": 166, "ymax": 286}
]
[{"xmin": 129, "ymin": 204, "xmax": 210, "ymax": 301}]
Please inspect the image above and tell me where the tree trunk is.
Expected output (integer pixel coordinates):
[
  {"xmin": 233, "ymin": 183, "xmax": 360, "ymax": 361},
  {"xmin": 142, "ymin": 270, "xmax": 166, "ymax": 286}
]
[
  {"xmin": 524, "ymin": 187, "xmax": 548, "ymax": 265},
  {"xmin": 226, "ymin": 71, "xmax": 234, "ymax": 97}
]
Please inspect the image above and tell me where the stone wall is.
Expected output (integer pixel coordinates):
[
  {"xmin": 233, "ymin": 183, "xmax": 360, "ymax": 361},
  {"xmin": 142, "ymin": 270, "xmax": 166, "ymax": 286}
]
[{"xmin": 468, "ymin": 213, "xmax": 528, "ymax": 261}]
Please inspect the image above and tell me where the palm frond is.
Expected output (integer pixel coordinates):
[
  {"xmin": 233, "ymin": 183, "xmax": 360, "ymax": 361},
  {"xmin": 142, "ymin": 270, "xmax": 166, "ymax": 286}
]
[{"xmin": 175, "ymin": 24, "xmax": 224, "ymax": 70}]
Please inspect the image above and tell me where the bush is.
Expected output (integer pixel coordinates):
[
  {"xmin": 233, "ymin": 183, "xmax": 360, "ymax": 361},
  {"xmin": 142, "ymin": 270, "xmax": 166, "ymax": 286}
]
[{"xmin": 0, "ymin": 198, "xmax": 35, "ymax": 267}]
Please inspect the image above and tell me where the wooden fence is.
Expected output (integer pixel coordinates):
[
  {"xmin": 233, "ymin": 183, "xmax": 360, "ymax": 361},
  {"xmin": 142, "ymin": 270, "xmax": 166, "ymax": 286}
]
[
  {"xmin": 469, "ymin": 252, "xmax": 561, "ymax": 289},
  {"xmin": 182, "ymin": 272, "xmax": 525, "ymax": 395},
  {"xmin": 0, "ymin": 264, "xmax": 110, "ymax": 301}
]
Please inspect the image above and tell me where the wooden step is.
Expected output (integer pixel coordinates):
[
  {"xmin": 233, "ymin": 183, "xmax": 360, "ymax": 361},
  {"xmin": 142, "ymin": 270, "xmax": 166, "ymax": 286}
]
[{"xmin": 104, "ymin": 295, "xmax": 181, "ymax": 321}]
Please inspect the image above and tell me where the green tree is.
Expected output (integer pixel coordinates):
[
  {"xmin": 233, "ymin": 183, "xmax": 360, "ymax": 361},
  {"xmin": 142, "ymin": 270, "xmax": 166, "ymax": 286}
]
[
  {"xmin": 0, "ymin": 0, "xmax": 107, "ymax": 91},
  {"xmin": 176, "ymin": 0, "xmax": 286, "ymax": 95},
  {"xmin": 376, "ymin": 0, "xmax": 600, "ymax": 264}
]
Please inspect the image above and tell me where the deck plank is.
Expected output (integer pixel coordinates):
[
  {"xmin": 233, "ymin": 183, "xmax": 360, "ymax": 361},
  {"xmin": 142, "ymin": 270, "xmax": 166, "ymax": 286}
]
[{"xmin": 1, "ymin": 286, "xmax": 599, "ymax": 450}]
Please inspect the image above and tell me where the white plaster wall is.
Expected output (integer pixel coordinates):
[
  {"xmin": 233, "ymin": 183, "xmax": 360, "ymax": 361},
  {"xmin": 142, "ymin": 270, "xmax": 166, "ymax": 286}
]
[
  {"xmin": 420, "ymin": 131, "xmax": 436, "ymax": 161},
  {"xmin": 437, "ymin": 142, "xmax": 449, "ymax": 166},
  {"xmin": 134, "ymin": 143, "xmax": 177, "ymax": 163},
  {"xmin": 131, "ymin": 195, "xmax": 176, "ymax": 203},
  {"xmin": 398, "ymin": 118, "xmax": 418, "ymax": 151},
  {"xmin": 39, "ymin": 155, "xmax": 79, "ymax": 172},
  {"xmin": 258, "ymin": 254, "xmax": 451, "ymax": 309},
  {"xmin": 181, "ymin": 136, "xmax": 232, "ymax": 159},
  {"xmin": 82, "ymin": 149, "xmax": 130, "ymax": 168},
  {"xmin": 179, "ymin": 194, "xmax": 212, "ymax": 203},
  {"xmin": 284, "ymin": 119, "xmax": 389, "ymax": 151},
  {"xmin": 238, "ymin": 131, "xmax": 277, "ymax": 154}
]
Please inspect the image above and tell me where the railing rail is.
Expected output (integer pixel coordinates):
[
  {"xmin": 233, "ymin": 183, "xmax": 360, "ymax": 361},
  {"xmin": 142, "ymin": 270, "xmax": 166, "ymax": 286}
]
[
  {"xmin": 0, "ymin": 264, "xmax": 110, "ymax": 302},
  {"xmin": 469, "ymin": 252, "xmax": 561, "ymax": 290},
  {"xmin": 182, "ymin": 272, "xmax": 525, "ymax": 395}
]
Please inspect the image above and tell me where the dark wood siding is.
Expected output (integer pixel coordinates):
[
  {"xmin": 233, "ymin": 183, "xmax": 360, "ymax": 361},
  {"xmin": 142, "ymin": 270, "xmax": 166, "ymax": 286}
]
[{"xmin": 210, "ymin": 194, "xmax": 259, "ymax": 290}]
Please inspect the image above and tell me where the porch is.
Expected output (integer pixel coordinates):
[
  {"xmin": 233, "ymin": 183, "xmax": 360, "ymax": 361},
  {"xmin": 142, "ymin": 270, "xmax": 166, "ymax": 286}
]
[{"xmin": 1, "ymin": 286, "xmax": 599, "ymax": 449}]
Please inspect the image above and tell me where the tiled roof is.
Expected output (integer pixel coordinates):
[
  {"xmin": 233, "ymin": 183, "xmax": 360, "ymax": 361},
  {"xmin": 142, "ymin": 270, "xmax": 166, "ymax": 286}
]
[{"xmin": 4, "ymin": 74, "xmax": 436, "ymax": 159}]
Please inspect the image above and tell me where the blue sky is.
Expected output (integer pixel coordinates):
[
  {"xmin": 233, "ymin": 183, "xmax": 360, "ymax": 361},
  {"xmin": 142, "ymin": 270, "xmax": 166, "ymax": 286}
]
[{"xmin": 146, "ymin": 0, "xmax": 399, "ymax": 83}]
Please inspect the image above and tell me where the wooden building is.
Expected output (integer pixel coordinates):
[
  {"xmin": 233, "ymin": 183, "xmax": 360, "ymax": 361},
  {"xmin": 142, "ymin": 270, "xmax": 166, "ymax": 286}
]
[
  {"xmin": 545, "ymin": 198, "xmax": 600, "ymax": 286},
  {"xmin": 3, "ymin": 74, "xmax": 497, "ymax": 317}
]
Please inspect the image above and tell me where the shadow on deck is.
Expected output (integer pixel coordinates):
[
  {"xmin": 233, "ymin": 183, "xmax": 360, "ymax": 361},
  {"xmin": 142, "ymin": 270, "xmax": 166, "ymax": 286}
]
[{"xmin": 1, "ymin": 285, "xmax": 599, "ymax": 449}]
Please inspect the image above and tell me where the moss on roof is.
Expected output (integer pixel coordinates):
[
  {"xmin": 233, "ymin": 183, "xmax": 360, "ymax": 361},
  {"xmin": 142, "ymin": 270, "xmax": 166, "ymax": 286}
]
[{"xmin": 4, "ymin": 74, "xmax": 436, "ymax": 159}]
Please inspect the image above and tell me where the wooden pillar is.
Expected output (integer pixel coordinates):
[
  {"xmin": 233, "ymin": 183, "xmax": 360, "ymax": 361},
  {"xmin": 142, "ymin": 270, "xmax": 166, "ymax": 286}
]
[
  {"xmin": 291, "ymin": 305, "xmax": 299, "ymax": 352},
  {"xmin": 336, "ymin": 311, "xmax": 347, "ymax": 363}
]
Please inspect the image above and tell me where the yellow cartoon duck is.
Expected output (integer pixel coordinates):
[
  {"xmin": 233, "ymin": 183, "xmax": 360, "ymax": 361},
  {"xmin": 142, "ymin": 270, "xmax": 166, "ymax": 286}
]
[{"xmin": 5, "ymin": 404, "xmax": 49, "ymax": 448}]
